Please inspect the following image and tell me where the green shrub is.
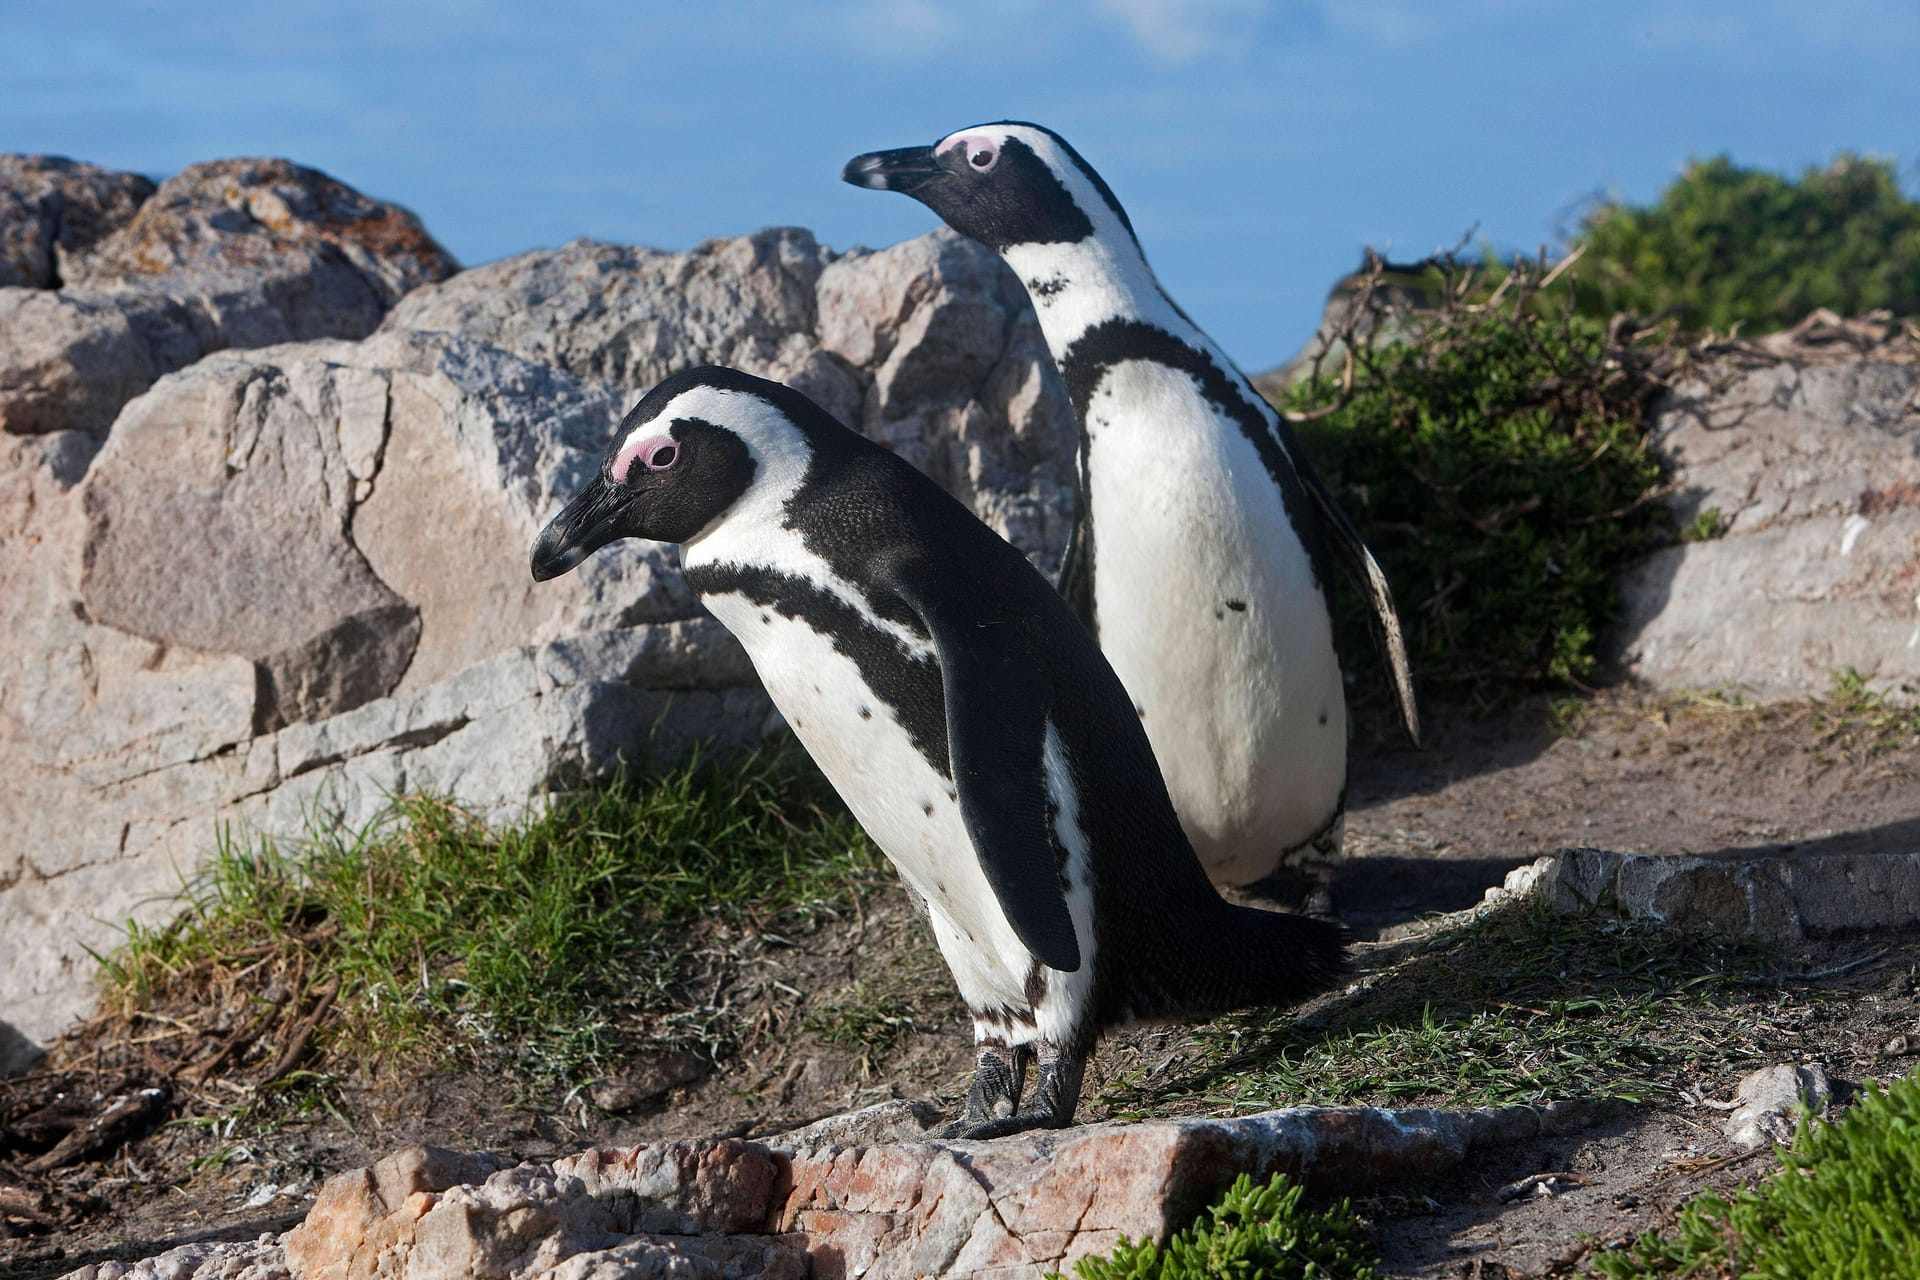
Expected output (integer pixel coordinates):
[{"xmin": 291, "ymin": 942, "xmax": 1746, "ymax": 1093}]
[
  {"xmin": 1592, "ymin": 1069, "xmax": 1920, "ymax": 1278},
  {"xmin": 1288, "ymin": 264, "xmax": 1665, "ymax": 695},
  {"xmin": 1569, "ymin": 153, "xmax": 1920, "ymax": 333},
  {"xmin": 1063, "ymin": 1172, "xmax": 1381, "ymax": 1280}
]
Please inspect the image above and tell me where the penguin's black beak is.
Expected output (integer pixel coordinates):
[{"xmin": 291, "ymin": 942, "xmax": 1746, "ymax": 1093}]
[
  {"xmin": 530, "ymin": 474, "xmax": 637, "ymax": 582},
  {"xmin": 843, "ymin": 146, "xmax": 942, "ymax": 195}
]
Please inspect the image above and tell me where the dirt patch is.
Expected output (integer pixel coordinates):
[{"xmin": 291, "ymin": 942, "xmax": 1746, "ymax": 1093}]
[
  {"xmin": 1339, "ymin": 685, "xmax": 1920, "ymax": 933},
  {"xmin": 5, "ymin": 687, "xmax": 1920, "ymax": 1279}
]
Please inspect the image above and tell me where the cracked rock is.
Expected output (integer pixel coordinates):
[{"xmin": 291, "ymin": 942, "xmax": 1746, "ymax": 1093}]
[{"xmin": 70, "ymin": 1103, "xmax": 1601, "ymax": 1280}]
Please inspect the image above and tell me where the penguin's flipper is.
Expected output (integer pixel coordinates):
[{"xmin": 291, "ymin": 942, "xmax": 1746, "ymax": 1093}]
[
  {"xmin": 1296, "ymin": 463, "xmax": 1421, "ymax": 745},
  {"xmin": 887, "ymin": 568, "xmax": 1082, "ymax": 974}
]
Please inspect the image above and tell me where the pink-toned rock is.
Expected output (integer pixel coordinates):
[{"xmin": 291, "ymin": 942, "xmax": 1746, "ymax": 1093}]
[
  {"xmin": 80, "ymin": 1104, "xmax": 1599, "ymax": 1280},
  {"xmin": 285, "ymin": 1146, "xmax": 505, "ymax": 1280},
  {"xmin": 285, "ymin": 1142, "xmax": 800, "ymax": 1280},
  {"xmin": 551, "ymin": 1143, "xmax": 778, "ymax": 1236},
  {"xmin": 777, "ymin": 1107, "xmax": 1495, "ymax": 1279}
]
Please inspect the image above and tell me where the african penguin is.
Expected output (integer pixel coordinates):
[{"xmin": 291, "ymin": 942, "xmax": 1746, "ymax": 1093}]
[
  {"xmin": 845, "ymin": 123, "xmax": 1419, "ymax": 893},
  {"xmin": 530, "ymin": 365, "xmax": 1347, "ymax": 1136}
]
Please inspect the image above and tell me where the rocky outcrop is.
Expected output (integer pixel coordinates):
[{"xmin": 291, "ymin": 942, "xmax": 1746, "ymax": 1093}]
[
  {"xmin": 0, "ymin": 155, "xmax": 153, "ymax": 289},
  {"xmin": 383, "ymin": 228, "xmax": 1074, "ymax": 574},
  {"xmin": 0, "ymin": 159, "xmax": 1073, "ymax": 1053},
  {"xmin": 0, "ymin": 156, "xmax": 456, "ymax": 440},
  {"xmin": 62, "ymin": 1103, "xmax": 1601, "ymax": 1280},
  {"xmin": 0, "ymin": 330, "xmax": 764, "ymax": 1047},
  {"xmin": 1613, "ymin": 314, "xmax": 1920, "ymax": 699},
  {"xmin": 1497, "ymin": 846, "xmax": 1920, "ymax": 944}
]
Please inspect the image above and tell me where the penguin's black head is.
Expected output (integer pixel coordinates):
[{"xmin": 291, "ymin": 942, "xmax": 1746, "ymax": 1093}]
[
  {"xmin": 530, "ymin": 367, "xmax": 786, "ymax": 580},
  {"xmin": 843, "ymin": 121, "xmax": 1136, "ymax": 254}
]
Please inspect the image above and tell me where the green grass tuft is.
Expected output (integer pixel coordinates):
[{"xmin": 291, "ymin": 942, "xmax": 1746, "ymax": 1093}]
[
  {"xmin": 1680, "ymin": 507, "xmax": 1726, "ymax": 543},
  {"xmin": 1592, "ymin": 1069, "xmax": 1920, "ymax": 1279},
  {"xmin": 101, "ymin": 748, "xmax": 881, "ymax": 1078},
  {"xmin": 1061, "ymin": 1171, "xmax": 1382, "ymax": 1280},
  {"xmin": 1814, "ymin": 668, "xmax": 1920, "ymax": 758}
]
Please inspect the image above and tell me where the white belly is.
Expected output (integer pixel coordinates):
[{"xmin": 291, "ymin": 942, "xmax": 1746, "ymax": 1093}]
[
  {"xmin": 701, "ymin": 591, "xmax": 1092, "ymax": 1037},
  {"xmin": 1083, "ymin": 362, "xmax": 1347, "ymax": 884}
]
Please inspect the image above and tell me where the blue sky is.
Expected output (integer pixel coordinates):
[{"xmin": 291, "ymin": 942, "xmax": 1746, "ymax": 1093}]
[{"xmin": 5, "ymin": 1, "xmax": 1917, "ymax": 367}]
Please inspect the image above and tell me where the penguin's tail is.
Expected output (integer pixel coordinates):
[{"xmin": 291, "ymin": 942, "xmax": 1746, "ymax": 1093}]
[{"xmin": 1149, "ymin": 903, "xmax": 1351, "ymax": 1024}]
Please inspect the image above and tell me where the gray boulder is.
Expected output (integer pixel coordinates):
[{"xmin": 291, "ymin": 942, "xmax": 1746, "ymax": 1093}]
[
  {"xmin": 0, "ymin": 156, "xmax": 456, "ymax": 445},
  {"xmin": 0, "ymin": 287, "xmax": 156, "ymax": 435},
  {"xmin": 385, "ymin": 226, "xmax": 1076, "ymax": 574},
  {"xmin": 0, "ymin": 154, "xmax": 154, "ymax": 289},
  {"xmin": 1613, "ymin": 322, "xmax": 1920, "ymax": 699}
]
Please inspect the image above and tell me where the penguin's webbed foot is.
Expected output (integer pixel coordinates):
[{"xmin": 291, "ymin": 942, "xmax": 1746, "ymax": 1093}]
[
  {"xmin": 939, "ymin": 1040, "xmax": 1085, "ymax": 1140},
  {"xmin": 936, "ymin": 1040, "xmax": 1029, "ymax": 1139}
]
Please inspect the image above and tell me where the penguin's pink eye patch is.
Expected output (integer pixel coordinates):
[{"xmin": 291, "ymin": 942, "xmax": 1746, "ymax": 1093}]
[
  {"xmin": 946, "ymin": 134, "xmax": 999, "ymax": 174},
  {"xmin": 610, "ymin": 434, "xmax": 680, "ymax": 484}
]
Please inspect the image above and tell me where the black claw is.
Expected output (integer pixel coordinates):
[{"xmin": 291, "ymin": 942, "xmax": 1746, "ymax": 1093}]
[{"xmin": 944, "ymin": 1039, "xmax": 1085, "ymax": 1139}]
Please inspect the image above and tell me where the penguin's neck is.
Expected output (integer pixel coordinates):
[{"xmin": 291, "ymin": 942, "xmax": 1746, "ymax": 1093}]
[{"xmin": 1002, "ymin": 236, "xmax": 1209, "ymax": 368}]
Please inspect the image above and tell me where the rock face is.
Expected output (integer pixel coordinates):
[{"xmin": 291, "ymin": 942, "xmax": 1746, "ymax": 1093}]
[
  {"xmin": 383, "ymin": 229, "xmax": 1074, "ymax": 573},
  {"xmin": 0, "ymin": 156, "xmax": 457, "ymax": 440},
  {"xmin": 67, "ymin": 1103, "xmax": 1598, "ymax": 1280},
  {"xmin": 1613, "ymin": 316, "xmax": 1920, "ymax": 699},
  {"xmin": 0, "ymin": 151, "xmax": 1073, "ymax": 1055}
]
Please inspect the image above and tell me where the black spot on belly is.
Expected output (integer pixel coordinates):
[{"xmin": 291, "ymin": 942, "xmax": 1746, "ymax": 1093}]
[
  {"xmin": 921, "ymin": 801, "xmax": 934, "ymax": 817},
  {"xmin": 858, "ymin": 705, "xmax": 872, "ymax": 720},
  {"xmin": 1319, "ymin": 708, "xmax": 1329, "ymax": 726},
  {"xmin": 1030, "ymin": 274, "xmax": 1069, "ymax": 300},
  {"xmin": 760, "ymin": 613, "xmax": 770, "ymax": 625},
  {"xmin": 1213, "ymin": 606, "xmax": 1224, "ymax": 620},
  {"xmin": 1134, "ymin": 703, "xmax": 1147, "ymax": 720},
  {"xmin": 946, "ymin": 787, "xmax": 957, "ymax": 802},
  {"xmin": 1225, "ymin": 598, "xmax": 1247, "ymax": 612},
  {"xmin": 1060, "ymin": 319, "xmax": 1334, "ymax": 591}
]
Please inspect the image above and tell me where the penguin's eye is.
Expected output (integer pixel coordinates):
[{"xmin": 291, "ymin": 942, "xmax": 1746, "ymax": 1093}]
[
  {"xmin": 610, "ymin": 433, "xmax": 680, "ymax": 484},
  {"xmin": 966, "ymin": 138, "xmax": 999, "ymax": 173}
]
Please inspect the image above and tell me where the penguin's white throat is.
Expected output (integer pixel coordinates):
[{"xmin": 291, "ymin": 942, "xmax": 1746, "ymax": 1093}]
[{"xmin": 1001, "ymin": 239, "xmax": 1189, "ymax": 355}]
